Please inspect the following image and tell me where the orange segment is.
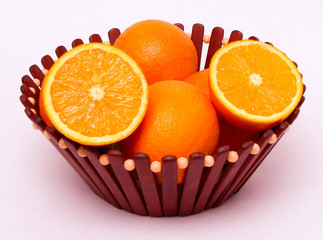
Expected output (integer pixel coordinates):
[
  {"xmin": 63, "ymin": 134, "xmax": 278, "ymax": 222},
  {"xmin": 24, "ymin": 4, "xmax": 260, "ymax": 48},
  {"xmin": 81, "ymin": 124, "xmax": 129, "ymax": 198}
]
[
  {"xmin": 41, "ymin": 43, "xmax": 148, "ymax": 146},
  {"xmin": 209, "ymin": 40, "xmax": 303, "ymax": 131}
]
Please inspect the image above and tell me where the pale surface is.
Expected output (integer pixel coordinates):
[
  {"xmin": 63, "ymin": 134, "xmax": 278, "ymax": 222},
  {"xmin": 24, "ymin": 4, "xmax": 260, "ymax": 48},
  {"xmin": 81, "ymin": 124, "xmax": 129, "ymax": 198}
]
[{"xmin": 1, "ymin": 0, "xmax": 322, "ymax": 239}]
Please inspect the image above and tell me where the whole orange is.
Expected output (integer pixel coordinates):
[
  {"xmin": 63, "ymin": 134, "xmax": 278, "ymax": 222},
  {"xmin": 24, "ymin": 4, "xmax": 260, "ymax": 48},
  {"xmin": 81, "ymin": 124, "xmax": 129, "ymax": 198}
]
[
  {"xmin": 114, "ymin": 20, "xmax": 198, "ymax": 85},
  {"xmin": 121, "ymin": 80, "xmax": 220, "ymax": 183},
  {"xmin": 183, "ymin": 68, "xmax": 210, "ymax": 101}
]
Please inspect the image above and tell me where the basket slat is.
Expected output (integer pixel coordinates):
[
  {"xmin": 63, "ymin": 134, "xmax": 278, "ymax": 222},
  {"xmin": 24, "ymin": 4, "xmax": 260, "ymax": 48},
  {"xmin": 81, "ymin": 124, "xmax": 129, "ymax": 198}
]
[
  {"xmin": 22, "ymin": 75, "xmax": 40, "ymax": 95},
  {"xmin": 41, "ymin": 55, "xmax": 55, "ymax": 70},
  {"xmin": 204, "ymin": 27, "xmax": 224, "ymax": 69},
  {"xmin": 216, "ymin": 130, "xmax": 273, "ymax": 205},
  {"xmin": 44, "ymin": 127, "xmax": 107, "ymax": 202},
  {"xmin": 234, "ymin": 105, "xmax": 301, "ymax": 194},
  {"xmin": 63, "ymin": 138, "xmax": 122, "ymax": 208},
  {"xmin": 20, "ymin": 84, "xmax": 39, "ymax": 109},
  {"xmin": 20, "ymin": 96, "xmax": 38, "ymax": 114},
  {"xmin": 234, "ymin": 122, "xmax": 290, "ymax": 194},
  {"xmin": 134, "ymin": 153, "xmax": 163, "ymax": 217},
  {"xmin": 215, "ymin": 141, "xmax": 254, "ymax": 207},
  {"xmin": 29, "ymin": 64, "xmax": 45, "ymax": 84},
  {"xmin": 72, "ymin": 38, "xmax": 84, "ymax": 48},
  {"xmin": 174, "ymin": 23, "xmax": 184, "ymax": 31},
  {"xmin": 286, "ymin": 107, "xmax": 300, "ymax": 125},
  {"xmin": 162, "ymin": 155, "xmax": 178, "ymax": 216},
  {"xmin": 108, "ymin": 151, "xmax": 147, "ymax": 216},
  {"xmin": 82, "ymin": 146, "xmax": 132, "ymax": 211},
  {"xmin": 207, "ymin": 141, "xmax": 254, "ymax": 208},
  {"xmin": 302, "ymin": 84, "xmax": 306, "ymax": 94},
  {"xmin": 249, "ymin": 36, "xmax": 259, "ymax": 41},
  {"xmin": 20, "ymin": 84, "xmax": 36, "ymax": 99},
  {"xmin": 27, "ymin": 111, "xmax": 46, "ymax": 132},
  {"xmin": 108, "ymin": 28, "xmax": 121, "ymax": 45},
  {"xmin": 84, "ymin": 146, "xmax": 132, "ymax": 209},
  {"xmin": 191, "ymin": 23, "xmax": 204, "ymax": 71},
  {"xmin": 55, "ymin": 46, "xmax": 67, "ymax": 58},
  {"xmin": 296, "ymin": 96, "xmax": 305, "ymax": 109},
  {"xmin": 178, "ymin": 152, "xmax": 205, "ymax": 216},
  {"xmin": 228, "ymin": 30, "xmax": 243, "ymax": 43},
  {"xmin": 89, "ymin": 34, "xmax": 103, "ymax": 43},
  {"xmin": 193, "ymin": 146, "xmax": 230, "ymax": 214}
]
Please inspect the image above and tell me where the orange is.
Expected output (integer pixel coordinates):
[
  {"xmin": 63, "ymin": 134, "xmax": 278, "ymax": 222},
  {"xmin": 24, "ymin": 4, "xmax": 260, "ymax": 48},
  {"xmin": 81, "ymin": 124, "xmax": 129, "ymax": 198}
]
[
  {"xmin": 114, "ymin": 20, "xmax": 198, "ymax": 85},
  {"xmin": 121, "ymin": 80, "xmax": 220, "ymax": 183},
  {"xmin": 209, "ymin": 40, "xmax": 303, "ymax": 131},
  {"xmin": 40, "ymin": 43, "xmax": 148, "ymax": 146},
  {"xmin": 183, "ymin": 69, "xmax": 210, "ymax": 100}
]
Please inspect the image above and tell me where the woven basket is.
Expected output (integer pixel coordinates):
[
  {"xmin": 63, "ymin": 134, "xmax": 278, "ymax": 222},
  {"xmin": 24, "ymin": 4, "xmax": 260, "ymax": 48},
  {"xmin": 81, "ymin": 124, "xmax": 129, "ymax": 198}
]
[{"xmin": 19, "ymin": 23, "xmax": 305, "ymax": 217}]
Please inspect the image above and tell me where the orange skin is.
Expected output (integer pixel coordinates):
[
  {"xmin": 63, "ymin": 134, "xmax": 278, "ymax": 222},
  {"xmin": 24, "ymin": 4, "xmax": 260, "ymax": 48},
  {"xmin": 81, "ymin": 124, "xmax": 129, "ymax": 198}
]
[
  {"xmin": 114, "ymin": 20, "xmax": 198, "ymax": 85},
  {"xmin": 39, "ymin": 92, "xmax": 54, "ymax": 128},
  {"xmin": 184, "ymin": 69, "xmax": 210, "ymax": 101},
  {"xmin": 121, "ymin": 80, "xmax": 220, "ymax": 183}
]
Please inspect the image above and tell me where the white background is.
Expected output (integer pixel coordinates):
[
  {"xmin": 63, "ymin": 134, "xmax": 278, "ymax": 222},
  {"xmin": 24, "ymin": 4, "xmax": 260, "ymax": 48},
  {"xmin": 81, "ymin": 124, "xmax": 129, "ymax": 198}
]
[{"xmin": 1, "ymin": 0, "xmax": 322, "ymax": 239}]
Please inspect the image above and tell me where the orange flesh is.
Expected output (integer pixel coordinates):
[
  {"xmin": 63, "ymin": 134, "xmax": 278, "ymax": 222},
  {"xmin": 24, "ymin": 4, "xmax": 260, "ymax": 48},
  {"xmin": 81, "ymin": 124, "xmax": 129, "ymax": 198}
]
[
  {"xmin": 50, "ymin": 49, "xmax": 143, "ymax": 137},
  {"xmin": 216, "ymin": 44, "xmax": 298, "ymax": 117}
]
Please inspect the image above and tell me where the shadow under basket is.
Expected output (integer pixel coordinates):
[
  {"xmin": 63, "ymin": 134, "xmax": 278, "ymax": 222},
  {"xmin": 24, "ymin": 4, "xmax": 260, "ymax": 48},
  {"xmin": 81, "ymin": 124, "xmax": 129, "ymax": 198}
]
[{"xmin": 20, "ymin": 23, "xmax": 306, "ymax": 217}]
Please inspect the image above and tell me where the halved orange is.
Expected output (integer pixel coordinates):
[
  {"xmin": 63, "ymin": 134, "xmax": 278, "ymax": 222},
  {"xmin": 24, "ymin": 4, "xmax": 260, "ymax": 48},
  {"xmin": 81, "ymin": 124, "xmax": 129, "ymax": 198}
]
[
  {"xmin": 209, "ymin": 40, "xmax": 303, "ymax": 131},
  {"xmin": 40, "ymin": 43, "xmax": 148, "ymax": 146}
]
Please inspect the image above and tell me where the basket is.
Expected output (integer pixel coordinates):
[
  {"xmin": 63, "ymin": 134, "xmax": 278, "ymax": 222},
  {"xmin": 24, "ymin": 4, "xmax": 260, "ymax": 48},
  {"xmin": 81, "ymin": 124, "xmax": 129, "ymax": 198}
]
[{"xmin": 19, "ymin": 23, "xmax": 306, "ymax": 217}]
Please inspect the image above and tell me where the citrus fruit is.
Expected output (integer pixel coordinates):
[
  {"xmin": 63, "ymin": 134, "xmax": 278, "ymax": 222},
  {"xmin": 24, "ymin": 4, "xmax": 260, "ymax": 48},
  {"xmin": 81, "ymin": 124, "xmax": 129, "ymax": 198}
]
[
  {"xmin": 209, "ymin": 39, "xmax": 303, "ymax": 131},
  {"xmin": 121, "ymin": 80, "xmax": 220, "ymax": 183},
  {"xmin": 114, "ymin": 20, "xmax": 198, "ymax": 85},
  {"xmin": 183, "ymin": 68, "xmax": 210, "ymax": 100},
  {"xmin": 40, "ymin": 43, "xmax": 148, "ymax": 146}
]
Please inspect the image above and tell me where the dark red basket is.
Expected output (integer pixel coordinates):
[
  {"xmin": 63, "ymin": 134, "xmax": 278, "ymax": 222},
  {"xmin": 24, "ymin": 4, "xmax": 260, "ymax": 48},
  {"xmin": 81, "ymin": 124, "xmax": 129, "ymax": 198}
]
[{"xmin": 19, "ymin": 23, "xmax": 306, "ymax": 217}]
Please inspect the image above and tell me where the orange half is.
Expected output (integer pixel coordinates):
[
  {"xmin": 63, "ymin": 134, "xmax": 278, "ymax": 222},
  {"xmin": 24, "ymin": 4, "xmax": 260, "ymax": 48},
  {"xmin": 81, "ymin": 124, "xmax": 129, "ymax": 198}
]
[
  {"xmin": 209, "ymin": 40, "xmax": 303, "ymax": 131},
  {"xmin": 41, "ymin": 43, "xmax": 148, "ymax": 146}
]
